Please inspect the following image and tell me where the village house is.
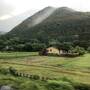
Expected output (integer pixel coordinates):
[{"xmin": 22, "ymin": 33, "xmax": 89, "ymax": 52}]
[
  {"xmin": 40, "ymin": 46, "xmax": 79, "ymax": 57},
  {"xmin": 46, "ymin": 47, "xmax": 63, "ymax": 55},
  {"xmin": 46, "ymin": 47, "xmax": 79, "ymax": 56}
]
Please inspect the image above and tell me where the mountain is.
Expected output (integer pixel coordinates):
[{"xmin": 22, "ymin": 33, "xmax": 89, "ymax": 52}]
[
  {"xmin": 6, "ymin": 7, "xmax": 90, "ymax": 47},
  {"xmin": 0, "ymin": 31, "xmax": 6, "ymax": 35},
  {"xmin": 0, "ymin": 10, "xmax": 37, "ymax": 32},
  {"xmin": 7, "ymin": 7, "xmax": 56, "ymax": 33}
]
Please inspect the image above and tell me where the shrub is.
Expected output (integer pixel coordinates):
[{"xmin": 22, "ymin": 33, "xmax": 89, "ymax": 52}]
[
  {"xmin": 47, "ymin": 53, "xmax": 59, "ymax": 57},
  {"xmin": 20, "ymin": 82, "xmax": 40, "ymax": 90},
  {"xmin": 39, "ymin": 49, "xmax": 48, "ymax": 56},
  {"xmin": 87, "ymin": 47, "xmax": 90, "ymax": 53},
  {"xmin": 32, "ymin": 75, "xmax": 40, "ymax": 80},
  {"xmin": 0, "ymin": 68, "xmax": 9, "ymax": 75},
  {"xmin": 47, "ymin": 80, "xmax": 75, "ymax": 90},
  {"xmin": 61, "ymin": 77, "xmax": 73, "ymax": 83},
  {"xmin": 9, "ymin": 67, "xmax": 17, "ymax": 76},
  {"xmin": 71, "ymin": 46, "xmax": 85, "ymax": 55},
  {"xmin": 72, "ymin": 82, "xmax": 90, "ymax": 90}
]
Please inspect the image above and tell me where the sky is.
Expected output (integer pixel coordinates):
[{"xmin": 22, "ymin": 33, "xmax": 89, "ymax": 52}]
[{"xmin": 0, "ymin": 0, "xmax": 90, "ymax": 20}]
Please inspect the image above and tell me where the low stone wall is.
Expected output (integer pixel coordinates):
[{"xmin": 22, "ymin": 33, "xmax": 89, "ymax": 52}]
[{"xmin": 9, "ymin": 67, "xmax": 54, "ymax": 81}]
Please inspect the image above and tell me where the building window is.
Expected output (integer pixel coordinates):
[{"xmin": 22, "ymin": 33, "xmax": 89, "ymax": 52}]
[{"xmin": 50, "ymin": 49, "xmax": 52, "ymax": 52}]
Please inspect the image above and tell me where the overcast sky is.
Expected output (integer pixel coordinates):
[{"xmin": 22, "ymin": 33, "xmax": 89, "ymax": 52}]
[{"xmin": 0, "ymin": 0, "xmax": 90, "ymax": 20}]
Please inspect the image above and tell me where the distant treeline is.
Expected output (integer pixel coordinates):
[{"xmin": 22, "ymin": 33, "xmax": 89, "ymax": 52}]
[{"xmin": 0, "ymin": 36, "xmax": 90, "ymax": 53}]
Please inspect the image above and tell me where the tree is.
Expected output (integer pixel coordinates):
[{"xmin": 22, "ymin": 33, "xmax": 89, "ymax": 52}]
[
  {"xmin": 73, "ymin": 46, "xmax": 85, "ymax": 55},
  {"xmin": 55, "ymin": 42, "xmax": 73, "ymax": 54},
  {"xmin": 0, "ymin": 39, "xmax": 5, "ymax": 50},
  {"xmin": 24, "ymin": 43, "xmax": 33, "ymax": 52},
  {"xmin": 13, "ymin": 44, "xmax": 25, "ymax": 51},
  {"xmin": 87, "ymin": 47, "xmax": 90, "ymax": 53}
]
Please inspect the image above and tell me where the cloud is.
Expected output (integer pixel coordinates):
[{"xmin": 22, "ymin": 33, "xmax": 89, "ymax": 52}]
[{"xmin": 0, "ymin": 0, "xmax": 14, "ymax": 17}]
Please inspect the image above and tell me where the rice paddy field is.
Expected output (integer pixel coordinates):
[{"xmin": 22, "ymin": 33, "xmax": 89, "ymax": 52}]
[{"xmin": 0, "ymin": 52, "xmax": 90, "ymax": 90}]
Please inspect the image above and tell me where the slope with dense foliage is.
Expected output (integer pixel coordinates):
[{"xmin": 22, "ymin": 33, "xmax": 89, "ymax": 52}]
[{"xmin": 6, "ymin": 7, "xmax": 90, "ymax": 43}]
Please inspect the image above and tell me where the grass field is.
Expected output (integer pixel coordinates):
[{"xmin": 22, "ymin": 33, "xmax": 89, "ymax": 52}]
[{"xmin": 0, "ymin": 52, "xmax": 90, "ymax": 86}]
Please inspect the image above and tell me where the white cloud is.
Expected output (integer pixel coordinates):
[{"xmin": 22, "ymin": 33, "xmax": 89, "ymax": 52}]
[
  {"xmin": 4, "ymin": 0, "xmax": 90, "ymax": 12},
  {"xmin": 1, "ymin": 0, "xmax": 90, "ymax": 20},
  {"xmin": 0, "ymin": 0, "xmax": 14, "ymax": 16},
  {"xmin": 0, "ymin": 15, "xmax": 12, "ymax": 20}
]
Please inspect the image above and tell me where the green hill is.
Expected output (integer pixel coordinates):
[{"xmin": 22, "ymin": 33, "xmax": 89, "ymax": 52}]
[{"xmin": 6, "ymin": 7, "xmax": 90, "ymax": 47}]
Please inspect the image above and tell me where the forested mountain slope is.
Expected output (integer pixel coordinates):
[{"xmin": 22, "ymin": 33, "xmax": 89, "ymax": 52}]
[{"xmin": 6, "ymin": 7, "xmax": 90, "ymax": 47}]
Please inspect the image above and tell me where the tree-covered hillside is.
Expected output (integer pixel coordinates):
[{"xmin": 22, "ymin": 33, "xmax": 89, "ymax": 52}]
[{"xmin": 4, "ymin": 7, "xmax": 90, "ymax": 48}]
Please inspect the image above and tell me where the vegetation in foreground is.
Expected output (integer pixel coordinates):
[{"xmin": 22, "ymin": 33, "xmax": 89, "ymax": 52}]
[
  {"xmin": 0, "ymin": 52, "xmax": 90, "ymax": 90},
  {"xmin": 0, "ymin": 74, "xmax": 90, "ymax": 90}
]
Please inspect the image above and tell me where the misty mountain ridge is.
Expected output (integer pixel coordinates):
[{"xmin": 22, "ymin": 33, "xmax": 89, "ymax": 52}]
[
  {"xmin": 0, "ymin": 10, "xmax": 37, "ymax": 32},
  {"xmin": 0, "ymin": 31, "xmax": 6, "ymax": 35},
  {"xmin": 8, "ymin": 6, "xmax": 78, "ymax": 33},
  {"xmin": 12, "ymin": 6, "xmax": 56, "ymax": 31},
  {"xmin": 5, "ymin": 6, "xmax": 90, "ymax": 47}
]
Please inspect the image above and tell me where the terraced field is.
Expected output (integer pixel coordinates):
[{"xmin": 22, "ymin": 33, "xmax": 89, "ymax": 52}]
[{"xmin": 0, "ymin": 52, "xmax": 90, "ymax": 84}]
